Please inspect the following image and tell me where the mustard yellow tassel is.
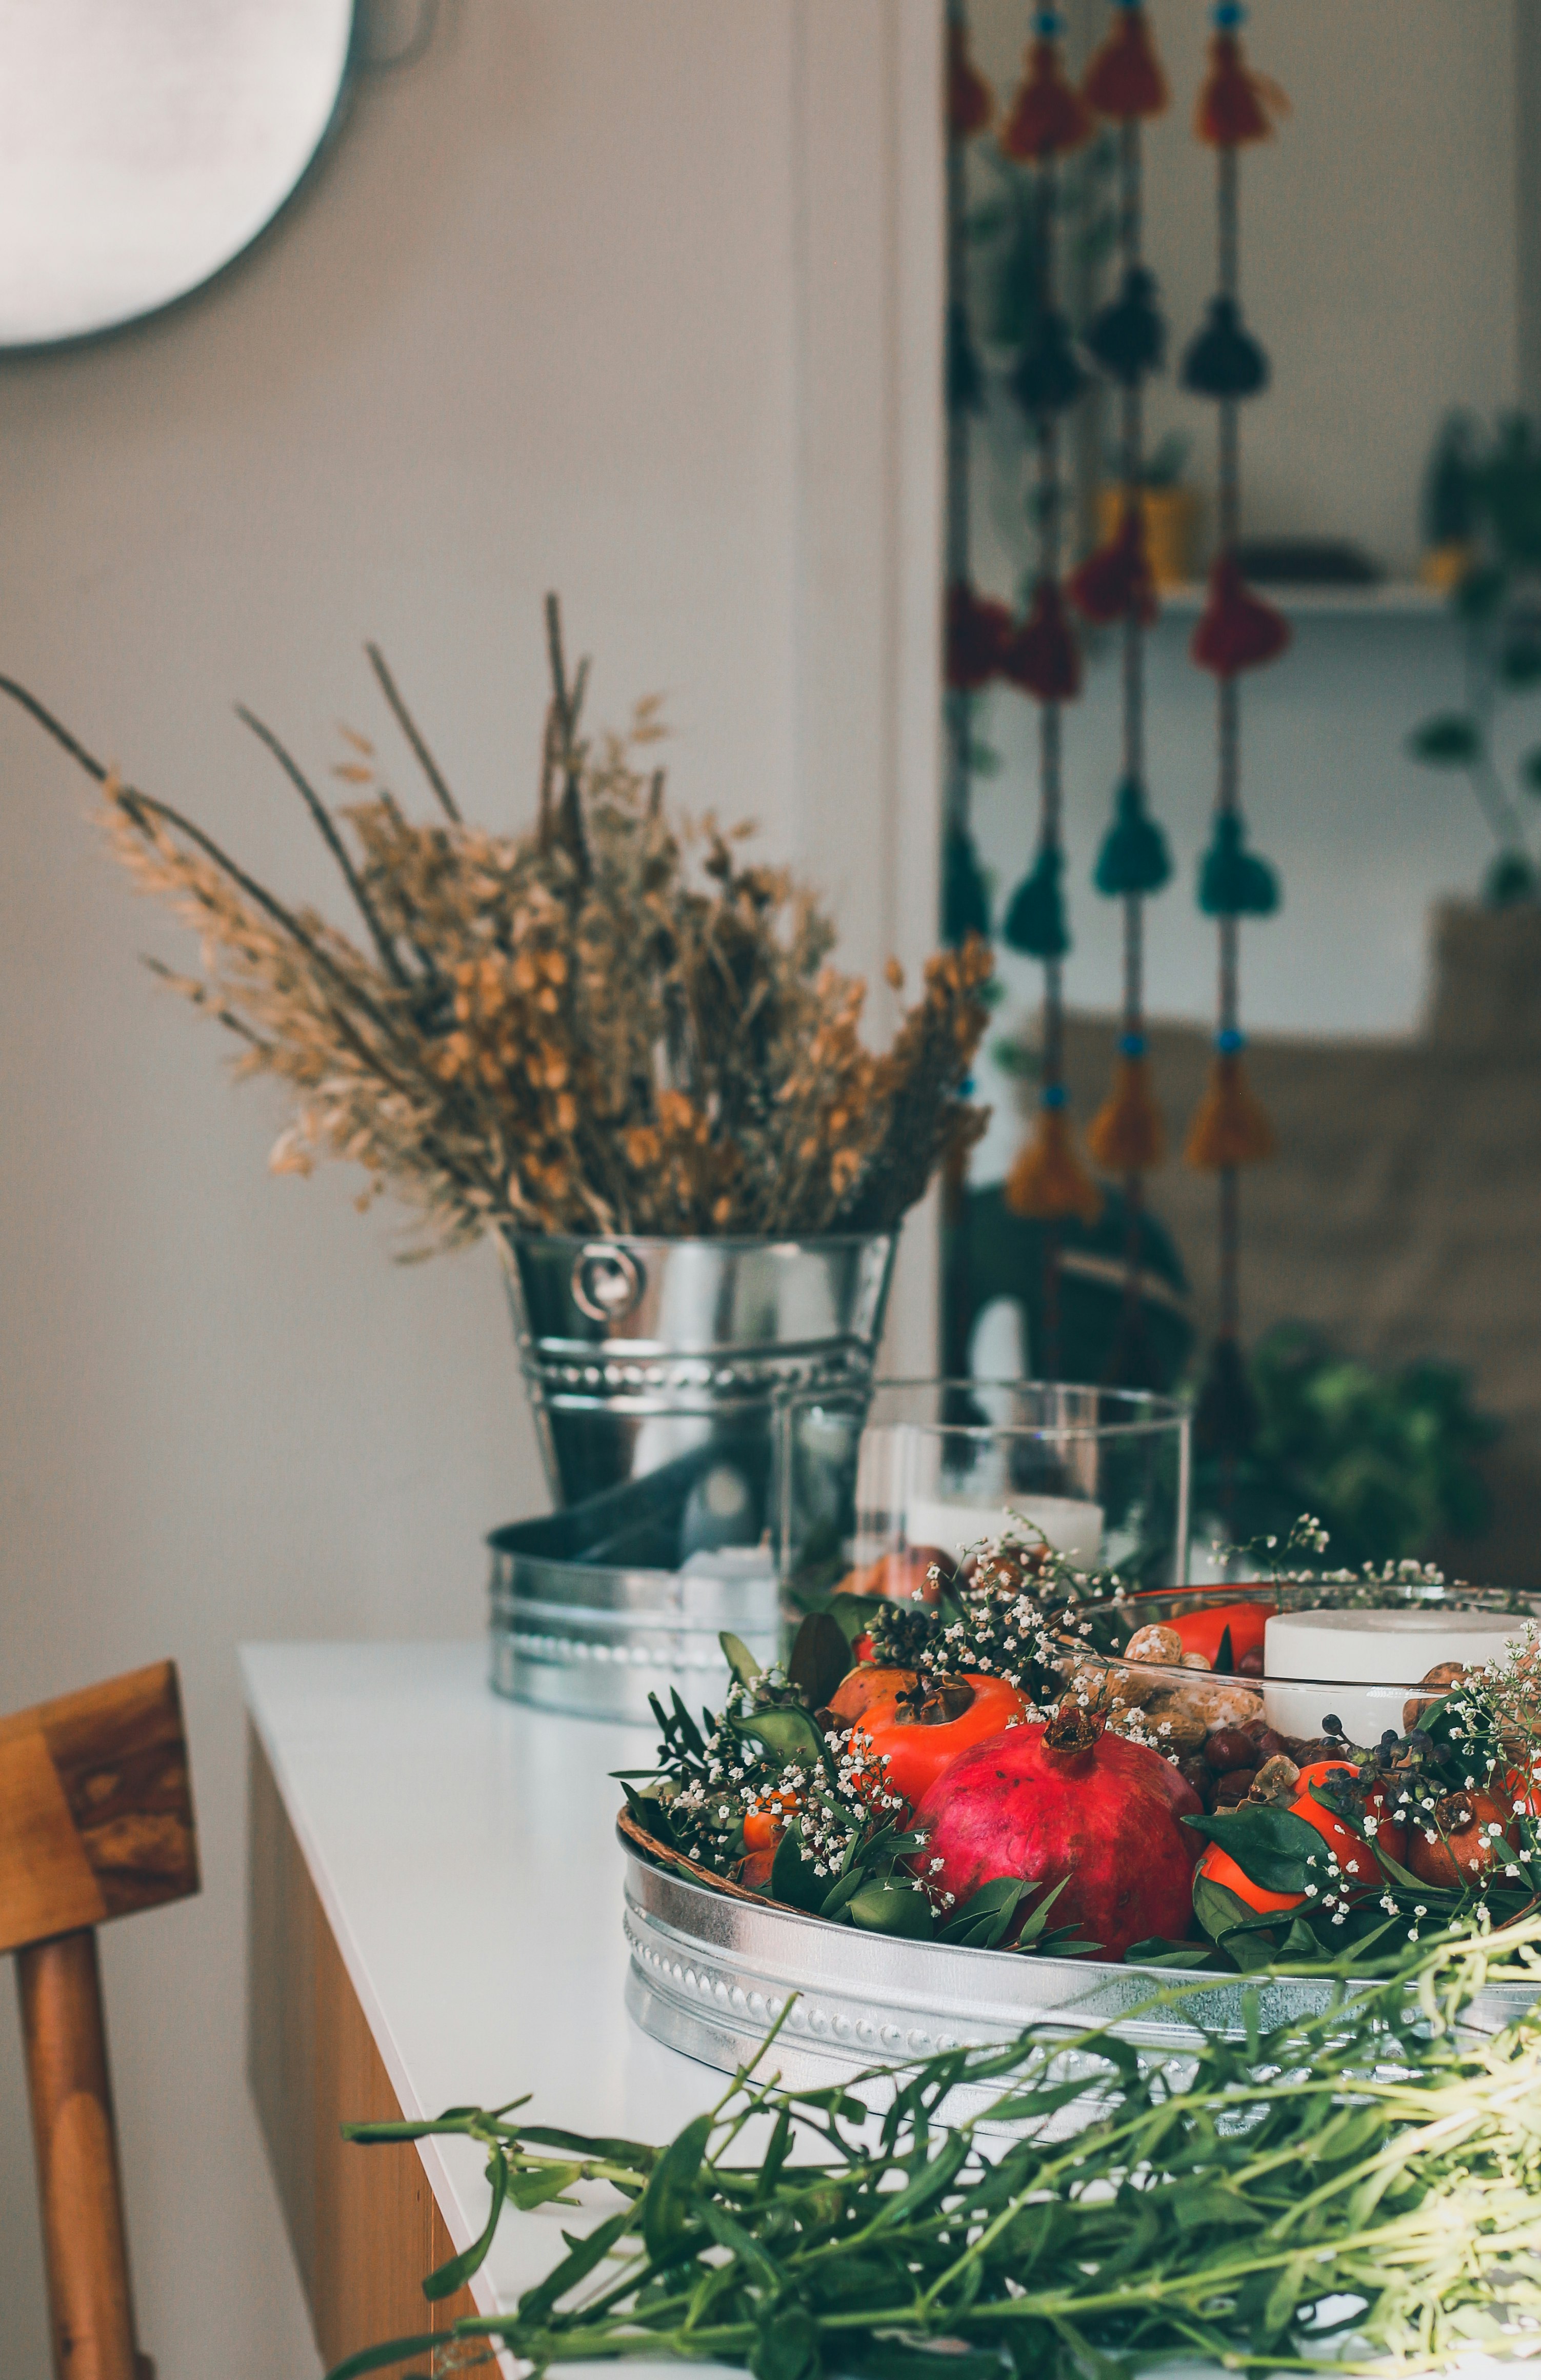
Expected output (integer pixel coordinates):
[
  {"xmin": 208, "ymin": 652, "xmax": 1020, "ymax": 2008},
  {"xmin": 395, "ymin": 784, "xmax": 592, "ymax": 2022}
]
[
  {"xmin": 1004, "ymin": 1107, "xmax": 1103, "ymax": 1223},
  {"xmin": 1184, "ymin": 1052, "xmax": 1275, "ymax": 1171},
  {"xmin": 1087, "ymin": 1054, "xmax": 1164, "ymax": 1173}
]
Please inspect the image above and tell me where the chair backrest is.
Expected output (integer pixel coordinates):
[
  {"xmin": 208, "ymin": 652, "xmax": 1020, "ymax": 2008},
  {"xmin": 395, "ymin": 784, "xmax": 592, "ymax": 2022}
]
[{"xmin": 2, "ymin": 1660, "xmax": 199, "ymax": 2380}]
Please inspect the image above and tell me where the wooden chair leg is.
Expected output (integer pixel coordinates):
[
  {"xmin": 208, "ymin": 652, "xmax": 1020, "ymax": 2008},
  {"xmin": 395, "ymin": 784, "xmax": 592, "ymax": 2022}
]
[{"xmin": 16, "ymin": 1930, "xmax": 148, "ymax": 2380}]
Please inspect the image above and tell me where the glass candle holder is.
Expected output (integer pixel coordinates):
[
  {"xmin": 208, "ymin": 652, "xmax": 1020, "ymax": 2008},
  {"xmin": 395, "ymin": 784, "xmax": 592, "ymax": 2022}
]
[{"xmin": 778, "ymin": 1378, "xmax": 1191, "ymax": 1608}]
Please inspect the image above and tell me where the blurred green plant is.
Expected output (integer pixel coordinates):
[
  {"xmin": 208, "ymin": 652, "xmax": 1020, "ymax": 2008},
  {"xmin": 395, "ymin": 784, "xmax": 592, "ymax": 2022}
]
[
  {"xmin": 1194, "ymin": 1321, "xmax": 1498, "ymax": 1567},
  {"xmin": 1408, "ymin": 411, "xmax": 1541, "ymax": 905}
]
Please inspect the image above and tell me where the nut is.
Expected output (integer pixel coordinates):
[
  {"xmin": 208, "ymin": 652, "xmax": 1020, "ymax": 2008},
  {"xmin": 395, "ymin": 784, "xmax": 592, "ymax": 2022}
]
[
  {"xmin": 1123, "ymin": 1623, "xmax": 1184, "ymax": 1668},
  {"xmin": 1139, "ymin": 1694, "xmax": 1208, "ymax": 1753},
  {"xmin": 1170, "ymin": 1679, "xmax": 1259, "ymax": 1733},
  {"xmin": 1249, "ymin": 1753, "xmax": 1300, "ymax": 1806},
  {"xmin": 1180, "ymin": 1651, "xmax": 1213, "ymax": 1672},
  {"xmin": 1203, "ymin": 1728, "xmax": 1256, "ymax": 1774},
  {"xmin": 1215, "ymin": 1766, "xmax": 1257, "ymax": 1803},
  {"xmin": 1403, "ymin": 1660, "xmax": 1466, "ymax": 1736}
]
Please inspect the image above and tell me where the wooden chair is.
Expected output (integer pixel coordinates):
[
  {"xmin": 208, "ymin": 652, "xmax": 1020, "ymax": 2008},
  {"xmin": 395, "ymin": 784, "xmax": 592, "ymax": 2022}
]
[{"xmin": 1, "ymin": 1661, "xmax": 200, "ymax": 2380}]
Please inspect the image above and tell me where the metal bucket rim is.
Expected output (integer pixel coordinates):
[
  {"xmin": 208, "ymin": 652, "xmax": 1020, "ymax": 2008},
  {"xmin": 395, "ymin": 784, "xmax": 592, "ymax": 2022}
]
[{"xmin": 502, "ymin": 1228, "xmax": 897, "ymax": 1256}]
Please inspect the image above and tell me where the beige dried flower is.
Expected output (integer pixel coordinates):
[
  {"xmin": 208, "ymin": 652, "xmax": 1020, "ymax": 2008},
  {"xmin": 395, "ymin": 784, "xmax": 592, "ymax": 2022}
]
[{"xmin": 3, "ymin": 600, "xmax": 990, "ymax": 1253}]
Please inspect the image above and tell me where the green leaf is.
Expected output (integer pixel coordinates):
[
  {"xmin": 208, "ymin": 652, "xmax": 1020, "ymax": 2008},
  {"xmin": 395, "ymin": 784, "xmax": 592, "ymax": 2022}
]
[
  {"xmin": 771, "ymin": 1822, "xmax": 831, "ymax": 1915},
  {"xmin": 1010, "ymin": 1874, "xmax": 1073, "ymax": 1947},
  {"xmin": 323, "ymin": 2334, "xmax": 442, "ymax": 2380},
  {"xmin": 731, "ymin": 1707, "xmax": 826, "ymax": 1767},
  {"xmin": 1192, "ymin": 1873, "xmax": 1283, "ymax": 1960},
  {"xmin": 517, "ymin": 2208, "xmax": 633, "ymax": 2323},
  {"xmin": 517, "ymin": 2124, "xmax": 657, "ymax": 2168},
  {"xmin": 1124, "ymin": 1938, "xmax": 1215, "ymax": 1968},
  {"xmin": 504, "ymin": 2158, "xmax": 583, "ymax": 2214},
  {"xmin": 640, "ymin": 2112, "xmax": 712, "ymax": 2268},
  {"xmin": 1499, "ymin": 639, "xmax": 1541, "ymax": 687},
  {"xmin": 1183, "ymin": 1804, "xmax": 1318, "ymax": 1893},
  {"xmin": 788, "ymin": 1612, "xmax": 852, "ymax": 1713},
  {"xmin": 721, "ymin": 1632, "xmax": 763, "ymax": 1689},
  {"xmin": 422, "ymin": 2146, "xmax": 509, "ymax": 2299},
  {"xmin": 847, "ymin": 1879, "xmax": 936, "ymax": 1938},
  {"xmin": 749, "ymin": 2302, "xmax": 822, "ymax": 2380},
  {"xmin": 620, "ymin": 1779, "xmax": 679, "ymax": 1851},
  {"xmin": 1407, "ymin": 712, "xmax": 1483, "ymax": 766},
  {"xmin": 818, "ymin": 1866, "xmax": 868, "ymax": 1922},
  {"xmin": 939, "ymin": 1875, "xmax": 1034, "ymax": 1948}
]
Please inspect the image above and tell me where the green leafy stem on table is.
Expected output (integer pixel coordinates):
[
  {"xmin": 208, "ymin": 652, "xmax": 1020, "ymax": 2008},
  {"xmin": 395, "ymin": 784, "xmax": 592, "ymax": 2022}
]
[{"xmin": 323, "ymin": 1916, "xmax": 1541, "ymax": 2380}]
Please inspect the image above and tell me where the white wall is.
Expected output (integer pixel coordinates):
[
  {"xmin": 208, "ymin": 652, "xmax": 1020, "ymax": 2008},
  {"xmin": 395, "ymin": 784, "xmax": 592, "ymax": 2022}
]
[{"xmin": 0, "ymin": 7, "xmax": 941, "ymax": 2372}]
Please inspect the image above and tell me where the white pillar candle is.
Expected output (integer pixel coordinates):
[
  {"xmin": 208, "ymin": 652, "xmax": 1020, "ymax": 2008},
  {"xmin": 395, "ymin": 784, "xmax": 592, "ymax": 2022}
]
[
  {"xmin": 1263, "ymin": 1606, "xmax": 1522, "ymax": 1746},
  {"xmin": 906, "ymin": 1494, "xmax": 1104, "ymax": 1566}
]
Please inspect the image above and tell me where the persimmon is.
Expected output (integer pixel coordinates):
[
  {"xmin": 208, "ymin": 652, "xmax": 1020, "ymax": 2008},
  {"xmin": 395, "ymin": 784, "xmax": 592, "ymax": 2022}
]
[
  {"xmin": 828, "ymin": 1666, "xmax": 918, "ymax": 1727},
  {"xmin": 856, "ymin": 1673, "xmax": 1032, "ymax": 1811},
  {"xmin": 1407, "ymin": 1788, "xmax": 1519, "ymax": 1891},
  {"xmin": 1193, "ymin": 1839, "xmax": 1303, "ymax": 1917},
  {"xmin": 1291, "ymin": 1759, "xmax": 1383, "ymax": 1896}
]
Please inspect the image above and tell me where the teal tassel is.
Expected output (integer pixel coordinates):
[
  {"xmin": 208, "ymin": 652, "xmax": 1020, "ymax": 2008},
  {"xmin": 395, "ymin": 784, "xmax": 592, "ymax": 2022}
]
[
  {"xmin": 1197, "ymin": 813, "xmax": 1280, "ymax": 918},
  {"xmin": 1003, "ymin": 843, "xmax": 1069, "ymax": 959},
  {"xmin": 944, "ymin": 822, "xmax": 991, "ymax": 943},
  {"xmin": 1093, "ymin": 776, "xmax": 1172, "ymax": 897}
]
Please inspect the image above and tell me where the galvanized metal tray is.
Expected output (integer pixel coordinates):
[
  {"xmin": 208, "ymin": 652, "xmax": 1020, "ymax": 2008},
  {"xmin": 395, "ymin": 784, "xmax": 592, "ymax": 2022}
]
[{"xmin": 620, "ymin": 1816, "xmax": 1541, "ymax": 2112}]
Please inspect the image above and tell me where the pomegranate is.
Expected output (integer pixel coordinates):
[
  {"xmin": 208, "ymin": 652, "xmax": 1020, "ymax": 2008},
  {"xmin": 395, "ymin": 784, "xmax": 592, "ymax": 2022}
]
[{"xmin": 911, "ymin": 1703, "xmax": 1201, "ymax": 1959}]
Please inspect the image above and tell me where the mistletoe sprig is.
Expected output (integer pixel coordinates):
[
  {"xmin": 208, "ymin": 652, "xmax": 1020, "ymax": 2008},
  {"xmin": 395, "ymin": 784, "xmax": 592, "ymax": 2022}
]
[{"xmin": 327, "ymin": 1917, "xmax": 1541, "ymax": 2380}]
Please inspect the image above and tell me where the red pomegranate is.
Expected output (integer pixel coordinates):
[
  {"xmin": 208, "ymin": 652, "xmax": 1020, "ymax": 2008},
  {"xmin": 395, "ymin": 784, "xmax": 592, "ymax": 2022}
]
[{"xmin": 911, "ymin": 1703, "xmax": 1202, "ymax": 1959}]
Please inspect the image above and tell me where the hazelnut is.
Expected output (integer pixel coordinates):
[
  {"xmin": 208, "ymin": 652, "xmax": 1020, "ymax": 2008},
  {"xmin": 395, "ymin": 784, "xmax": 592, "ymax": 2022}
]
[
  {"xmin": 1180, "ymin": 1651, "xmax": 1213, "ymax": 1672},
  {"xmin": 1168, "ymin": 1679, "xmax": 1259, "ymax": 1734},
  {"xmin": 1139, "ymin": 1696, "xmax": 1208, "ymax": 1753},
  {"xmin": 1124, "ymin": 1623, "xmax": 1185, "ymax": 1668}
]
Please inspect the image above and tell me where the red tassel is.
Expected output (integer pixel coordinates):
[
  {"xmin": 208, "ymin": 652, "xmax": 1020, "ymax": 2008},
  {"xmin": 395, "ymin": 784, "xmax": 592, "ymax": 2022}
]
[
  {"xmin": 1003, "ymin": 578, "xmax": 1083, "ymax": 703},
  {"xmin": 1000, "ymin": 35, "xmax": 1096, "ymax": 162},
  {"xmin": 1083, "ymin": 7, "xmax": 1167, "ymax": 124},
  {"xmin": 948, "ymin": 17, "xmax": 994, "ymax": 139},
  {"xmin": 1066, "ymin": 501, "xmax": 1158, "ymax": 627},
  {"xmin": 946, "ymin": 582, "xmax": 1012, "ymax": 691},
  {"xmin": 1190, "ymin": 551, "xmax": 1290, "ymax": 678},
  {"xmin": 1195, "ymin": 29, "xmax": 1287, "ymax": 148}
]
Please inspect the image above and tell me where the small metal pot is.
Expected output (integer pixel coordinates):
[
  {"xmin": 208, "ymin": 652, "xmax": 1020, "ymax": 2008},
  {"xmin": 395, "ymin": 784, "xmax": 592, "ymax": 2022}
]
[{"xmin": 502, "ymin": 1231, "xmax": 897, "ymax": 1512}]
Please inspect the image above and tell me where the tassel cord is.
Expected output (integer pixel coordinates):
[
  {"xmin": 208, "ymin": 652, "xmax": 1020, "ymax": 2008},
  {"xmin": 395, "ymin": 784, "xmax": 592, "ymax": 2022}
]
[
  {"xmin": 1037, "ymin": 159, "xmax": 1065, "ymax": 1374},
  {"xmin": 944, "ymin": 2, "xmax": 974, "ymax": 860}
]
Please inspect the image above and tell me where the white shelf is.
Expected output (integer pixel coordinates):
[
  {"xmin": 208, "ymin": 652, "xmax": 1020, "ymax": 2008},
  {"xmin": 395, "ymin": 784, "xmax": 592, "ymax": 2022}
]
[{"xmin": 1154, "ymin": 580, "xmax": 1449, "ymax": 620}]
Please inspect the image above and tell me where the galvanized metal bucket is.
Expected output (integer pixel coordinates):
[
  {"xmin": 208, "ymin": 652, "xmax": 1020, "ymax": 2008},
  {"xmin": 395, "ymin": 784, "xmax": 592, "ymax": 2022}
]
[{"xmin": 502, "ymin": 1232, "xmax": 897, "ymax": 1511}]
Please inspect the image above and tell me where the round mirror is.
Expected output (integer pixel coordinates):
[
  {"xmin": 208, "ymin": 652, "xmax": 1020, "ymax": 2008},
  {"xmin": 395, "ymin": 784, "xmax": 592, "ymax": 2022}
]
[{"xmin": 0, "ymin": 0, "xmax": 355, "ymax": 348}]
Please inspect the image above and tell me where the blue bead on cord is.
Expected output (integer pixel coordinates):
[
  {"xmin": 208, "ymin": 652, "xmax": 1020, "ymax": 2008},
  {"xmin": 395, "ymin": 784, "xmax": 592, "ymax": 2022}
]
[{"xmin": 1041, "ymin": 1082, "xmax": 1069, "ymax": 1110}]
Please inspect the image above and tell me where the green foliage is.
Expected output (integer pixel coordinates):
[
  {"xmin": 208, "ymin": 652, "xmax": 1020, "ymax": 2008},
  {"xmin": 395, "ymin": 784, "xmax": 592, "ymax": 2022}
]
[
  {"xmin": 327, "ymin": 1918, "xmax": 1541, "ymax": 2380},
  {"xmin": 1194, "ymin": 1321, "xmax": 1498, "ymax": 1566},
  {"xmin": 1411, "ymin": 411, "xmax": 1541, "ymax": 899}
]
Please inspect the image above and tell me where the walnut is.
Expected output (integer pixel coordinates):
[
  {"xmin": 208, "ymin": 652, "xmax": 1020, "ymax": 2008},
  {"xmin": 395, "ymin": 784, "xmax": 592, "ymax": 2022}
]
[
  {"xmin": 1123, "ymin": 1623, "xmax": 1184, "ymax": 1668},
  {"xmin": 1403, "ymin": 1660, "xmax": 1467, "ymax": 1735}
]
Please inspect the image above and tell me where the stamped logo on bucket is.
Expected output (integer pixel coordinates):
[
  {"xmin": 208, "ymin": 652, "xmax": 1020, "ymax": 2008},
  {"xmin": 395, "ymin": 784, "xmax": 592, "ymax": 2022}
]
[{"xmin": 571, "ymin": 1242, "xmax": 644, "ymax": 1325}]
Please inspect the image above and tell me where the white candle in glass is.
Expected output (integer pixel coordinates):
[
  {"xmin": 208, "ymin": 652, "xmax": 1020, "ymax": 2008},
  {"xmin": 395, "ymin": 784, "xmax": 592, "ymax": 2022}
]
[
  {"xmin": 906, "ymin": 1494, "xmax": 1104, "ymax": 1566},
  {"xmin": 1263, "ymin": 1607, "xmax": 1523, "ymax": 1746}
]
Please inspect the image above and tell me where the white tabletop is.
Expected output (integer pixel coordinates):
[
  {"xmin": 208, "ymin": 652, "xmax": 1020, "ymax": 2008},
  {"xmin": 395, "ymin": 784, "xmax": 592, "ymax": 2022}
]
[{"xmin": 241, "ymin": 1641, "xmax": 727, "ymax": 2373}]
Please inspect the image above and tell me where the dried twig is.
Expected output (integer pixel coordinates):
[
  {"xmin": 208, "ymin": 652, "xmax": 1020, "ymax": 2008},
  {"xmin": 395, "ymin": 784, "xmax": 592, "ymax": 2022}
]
[{"xmin": 364, "ymin": 643, "xmax": 461, "ymax": 823}]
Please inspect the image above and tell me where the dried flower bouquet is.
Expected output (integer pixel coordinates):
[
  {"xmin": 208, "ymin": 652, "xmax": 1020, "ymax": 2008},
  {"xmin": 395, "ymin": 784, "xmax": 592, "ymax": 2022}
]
[{"xmin": 4, "ymin": 601, "xmax": 989, "ymax": 1254}]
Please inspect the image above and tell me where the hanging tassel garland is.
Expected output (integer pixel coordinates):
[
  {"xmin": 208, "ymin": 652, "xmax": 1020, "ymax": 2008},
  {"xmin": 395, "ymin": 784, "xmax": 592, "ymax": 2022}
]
[
  {"xmin": 1003, "ymin": 841, "xmax": 1069, "ymax": 959},
  {"xmin": 946, "ymin": 582, "xmax": 1012, "ymax": 690},
  {"xmin": 1094, "ymin": 775, "xmax": 1171, "ymax": 896},
  {"xmin": 944, "ymin": 820, "xmax": 993, "ymax": 944},
  {"xmin": 1085, "ymin": 265, "xmax": 1167, "ymax": 386},
  {"xmin": 1000, "ymin": 21, "xmax": 1096, "ymax": 161},
  {"xmin": 948, "ymin": 15, "xmax": 994, "ymax": 140},
  {"xmin": 1197, "ymin": 811, "xmax": 1279, "ymax": 917},
  {"xmin": 1181, "ymin": 293, "xmax": 1269, "ymax": 399},
  {"xmin": 1087, "ymin": 1050, "xmax": 1165, "ymax": 1172},
  {"xmin": 947, "ymin": 301, "xmax": 985, "ymax": 414},
  {"xmin": 1083, "ymin": 2, "xmax": 1168, "ymax": 123},
  {"xmin": 1191, "ymin": 552, "xmax": 1290, "ymax": 676},
  {"xmin": 1185, "ymin": 1049, "xmax": 1276, "ymax": 1171},
  {"xmin": 1005, "ymin": 1104, "xmax": 1103, "ymax": 1224},
  {"xmin": 1011, "ymin": 310, "xmax": 1090, "ymax": 415},
  {"xmin": 1067, "ymin": 501, "xmax": 1158, "ymax": 626},
  {"xmin": 1195, "ymin": 19, "xmax": 1287, "ymax": 149},
  {"xmin": 1004, "ymin": 577, "xmax": 1082, "ymax": 701}
]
